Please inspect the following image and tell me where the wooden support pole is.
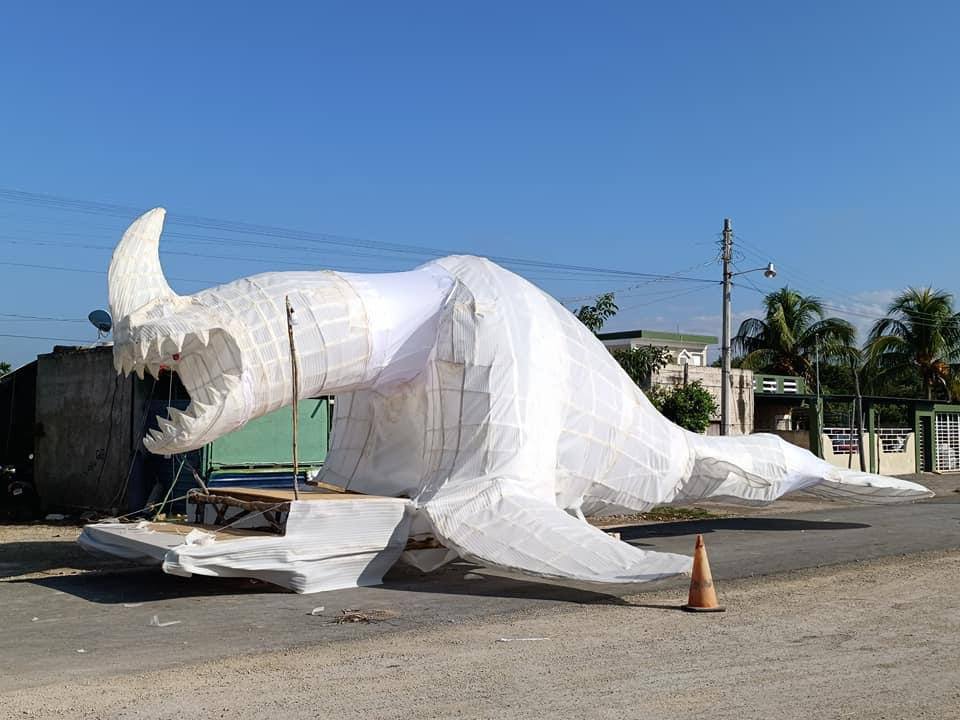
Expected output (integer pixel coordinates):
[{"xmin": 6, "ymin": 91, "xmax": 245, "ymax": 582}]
[{"xmin": 285, "ymin": 296, "xmax": 301, "ymax": 500}]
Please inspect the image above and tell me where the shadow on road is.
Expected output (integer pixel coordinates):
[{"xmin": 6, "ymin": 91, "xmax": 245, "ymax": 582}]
[
  {"xmin": 380, "ymin": 563, "xmax": 644, "ymax": 606},
  {"xmin": 13, "ymin": 567, "xmax": 287, "ymax": 603},
  {"xmin": 11, "ymin": 517, "xmax": 869, "ymax": 609},
  {"xmin": 614, "ymin": 516, "xmax": 870, "ymax": 541},
  {"xmin": 0, "ymin": 540, "xmax": 139, "ymax": 579},
  {"xmin": 13, "ymin": 557, "xmax": 641, "ymax": 607}
]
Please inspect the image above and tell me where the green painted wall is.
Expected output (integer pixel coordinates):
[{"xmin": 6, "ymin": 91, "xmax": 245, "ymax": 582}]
[{"xmin": 204, "ymin": 398, "xmax": 330, "ymax": 470}]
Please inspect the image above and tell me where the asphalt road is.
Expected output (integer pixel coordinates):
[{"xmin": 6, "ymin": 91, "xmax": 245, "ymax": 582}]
[{"xmin": 3, "ymin": 492, "xmax": 959, "ymax": 693}]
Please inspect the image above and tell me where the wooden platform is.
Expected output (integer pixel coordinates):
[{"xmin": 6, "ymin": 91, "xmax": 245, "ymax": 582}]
[
  {"xmin": 203, "ymin": 486, "xmax": 391, "ymax": 503},
  {"xmin": 144, "ymin": 521, "xmax": 274, "ymax": 539}
]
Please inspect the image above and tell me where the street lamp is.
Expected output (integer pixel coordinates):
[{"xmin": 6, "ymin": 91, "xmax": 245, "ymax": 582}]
[{"xmin": 720, "ymin": 219, "xmax": 776, "ymax": 436}]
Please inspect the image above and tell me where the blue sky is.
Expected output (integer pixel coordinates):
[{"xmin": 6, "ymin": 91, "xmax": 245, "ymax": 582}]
[{"xmin": 1, "ymin": 1, "xmax": 958, "ymax": 366}]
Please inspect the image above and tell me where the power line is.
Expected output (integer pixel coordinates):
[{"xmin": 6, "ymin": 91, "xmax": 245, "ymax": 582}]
[
  {"xmin": 558, "ymin": 256, "xmax": 720, "ymax": 305},
  {"xmin": 0, "ymin": 260, "xmax": 224, "ymax": 285},
  {"xmin": 734, "ymin": 233, "xmax": 892, "ymax": 310},
  {"xmin": 0, "ymin": 186, "xmax": 717, "ymax": 285},
  {"xmin": 617, "ymin": 283, "xmax": 715, "ymax": 312},
  {"xmin": 0, "ymin": 313, "xmax": 87, "ymax": 323},
  {"xmin": 736, "ymin": 283, "xmax": 960, "ymax": 333},
  {"xmin": 0, "ymin": 332, "xmax": 91, "ymax": 343}
]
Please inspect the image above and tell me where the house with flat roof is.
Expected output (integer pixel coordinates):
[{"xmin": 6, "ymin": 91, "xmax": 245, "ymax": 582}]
[{"xmin": 596, "ymin": 329, "xmax": 718, "ymax": 367}]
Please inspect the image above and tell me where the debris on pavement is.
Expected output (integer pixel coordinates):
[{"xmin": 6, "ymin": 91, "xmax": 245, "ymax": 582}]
[
  {"xmin": 149, "ymin": 615, "xmax": 182, "ymax": 628},
  {"xmin": 333, "ymin": 608, "xmax": 399, "ymax": 624}
]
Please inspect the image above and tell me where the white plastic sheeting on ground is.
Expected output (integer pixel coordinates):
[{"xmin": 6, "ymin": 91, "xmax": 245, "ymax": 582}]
[
  {"xmin": 99, "ymin": 208, "xmax": 933, "ymax": 590},
  {"xmin": 80, "ymin": 497, "xmax": 412, "ymax": 593}
]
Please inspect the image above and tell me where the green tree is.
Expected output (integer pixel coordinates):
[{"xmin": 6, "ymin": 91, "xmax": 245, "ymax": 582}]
[
  {"xmin": 864, "ymin": 287, "xmax": 960, "ymax": 400},
  {"xmin": 0, "ymin": 361, "xmax": 10, "ymax": 376},
  {"xmin": 733, "ymin": 288, "xmax": 859, "ymax": 383},
  {"xmin": 648, "ymin": 381, "xmax": 718, "ymax": 433},
  {"xmin": 575, "ymin": 292, "xmax": 618, "ymax": 334},
  {"xmin": 612, "ymin": 345, "xmax": 670, "ymax": 388},
  {"xmin": 814, "ymin": 360, "xmax": 857, "ymax": 396}
]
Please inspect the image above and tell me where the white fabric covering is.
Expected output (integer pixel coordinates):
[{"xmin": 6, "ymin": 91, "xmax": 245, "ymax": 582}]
[
  {"xmin": 80, "ymin": 497, "xmax": 412, "ymax": 593},
  {"xmin": 97, "ymin": 208, "xmax": 934, "ymax": 591}
]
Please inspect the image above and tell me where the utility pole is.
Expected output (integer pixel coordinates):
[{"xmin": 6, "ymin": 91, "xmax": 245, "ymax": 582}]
[
  {"xmin": 285, "ymin": 296, "xmax": 301, "ymax": 500},
  {"xmin": 720, "ymin": 218, "xmax": 733, "ymax": 436},
  {"xmin": 815, "ymin": 335, "xmax": 823, "ymax": 438},
  {"xmin": 853, "ymin": 358, "xmax": 867, "ymax": 472}
]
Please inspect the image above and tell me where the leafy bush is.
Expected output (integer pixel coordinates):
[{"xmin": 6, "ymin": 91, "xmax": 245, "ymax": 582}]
[
  {"xmin": 575, "ymin": 293, "xmax": 618, "ymax": 334},
  {"xmin": 647, "ymin": 380, "xmax": 718, "ymax": 434}
]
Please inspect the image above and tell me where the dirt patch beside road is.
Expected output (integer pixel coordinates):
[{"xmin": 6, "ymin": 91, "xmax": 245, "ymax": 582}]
[
  {"xmin": 5, "ymin": 550, "xmax": 959, "ymax": 720},
  {"xmin": 0, "ymin": 523, "xmax": 140, "ymax": 581}
]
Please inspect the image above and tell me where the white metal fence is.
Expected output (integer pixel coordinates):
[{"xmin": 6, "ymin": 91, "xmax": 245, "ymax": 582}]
[{"xmin": 936, "ymin": 412, "xmax": 960, "ymax": 472}]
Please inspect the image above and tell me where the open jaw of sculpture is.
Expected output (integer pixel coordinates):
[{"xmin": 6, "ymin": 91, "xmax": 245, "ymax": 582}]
[{"xmin": 79, "ymin": 208, "xmax": 934, "ymax": 593}]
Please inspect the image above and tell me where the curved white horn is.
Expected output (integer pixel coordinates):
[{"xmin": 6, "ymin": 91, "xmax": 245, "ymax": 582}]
[{"xmin": 108, "ymin": 208, "xmax": 179, "ymax": 320}]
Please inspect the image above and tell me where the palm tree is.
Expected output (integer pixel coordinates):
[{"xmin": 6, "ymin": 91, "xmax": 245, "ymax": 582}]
[
  {"xmin": 733, "ymin": 288, "xmax": 859, "ymax": 383},
  {"xmin": 865, "ymin": 287, "xmax": 960, "ymax": 400}
]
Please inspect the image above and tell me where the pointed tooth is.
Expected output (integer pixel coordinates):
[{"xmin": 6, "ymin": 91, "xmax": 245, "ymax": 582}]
[
  {"xmin": 137, "ymin": 336, "xmax": 149, "ymax": 360},
  {"xmin": 124, "ymin": 347, "xmax": 137, "ymax": 373},
  {"xmin": 161, "ymin": 333, "xmax": 183, "ymax": 356},
  {"xmin": 113, "ymin": 351, "xmax": 124, "ymax": 373},
  {"xmin": 158, "ymin": 417, "xmax": 177, "ymax": 436},
  {"xmin": 188, "ymin": 390, "xmax": 208, "ymax": 408},
  {"xmin": 169, "ymin": 407, "xmax": 198, "ymax": 432},
  {"xmin": 149, "ymin": 361, "xmax": 163, "ymax": 379},
  {"xmin": 135, "ymin": 364, "xmax": 145, "ymax": 380},
  {"xmin": 144, "ymin": 429, "xmax": 161, "ymax": 450}
]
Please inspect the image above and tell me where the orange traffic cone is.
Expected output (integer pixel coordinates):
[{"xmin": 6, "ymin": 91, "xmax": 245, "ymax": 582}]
[{"xmin": 681, "ymin": 534, "xmax": 725, "ymax": 613}]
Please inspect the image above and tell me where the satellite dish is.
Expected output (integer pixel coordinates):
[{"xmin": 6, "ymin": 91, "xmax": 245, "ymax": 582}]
[{"xmin": 88, "ymin": 310, "xmax": 113, "ymax": 340}]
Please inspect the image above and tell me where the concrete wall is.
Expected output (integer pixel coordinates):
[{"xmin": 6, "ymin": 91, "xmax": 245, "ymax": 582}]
[
  {"xmin": 875, "ymin": 434, "xmax": 916, "ymax": 475},
  {"xmin": 0, "ymin": 360, "xmax": 37, "ymax": 467},
  {"xmin": 34, "ymin": 346, "xmax": 140, "ymax": 511},
  {"xmin": 769, "ymin": 429, "xmax": 810, "ymax": 450},
  {"xmin": 755, "ymin": 400, "xmax": 802, "ymax": 432},
  {"xmin": 650, "ymin": 364, "xmax": 754, "ymax": 435}
]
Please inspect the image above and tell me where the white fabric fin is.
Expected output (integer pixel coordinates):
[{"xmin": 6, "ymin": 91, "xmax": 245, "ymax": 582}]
[
  {"xmin": 421, "ymin": 478, "xmax": 692, "ymax": 584},
  {"xmin": 803, "ymin": 469, "xmax": 934, "ymax": 503},
  {"xmin": 686, "ymin": 433, "xmax": 934, "ymax": 505}
]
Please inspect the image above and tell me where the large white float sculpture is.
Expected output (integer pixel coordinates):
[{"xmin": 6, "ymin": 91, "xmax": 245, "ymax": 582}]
[{"xmin": 80, "ymin": 209, "xmax": 932, "ymax": 593}]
